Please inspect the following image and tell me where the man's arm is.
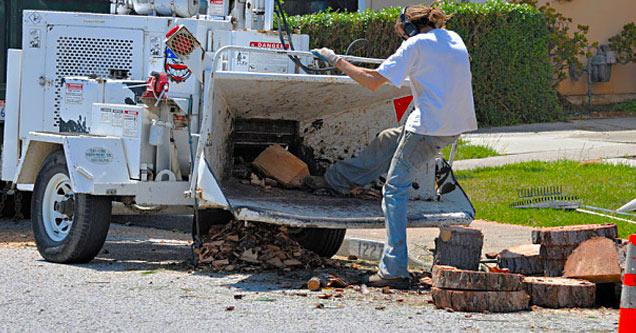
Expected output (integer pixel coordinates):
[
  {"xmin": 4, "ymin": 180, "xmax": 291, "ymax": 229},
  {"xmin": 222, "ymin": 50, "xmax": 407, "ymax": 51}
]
[{"xmin": 335, "ymin": 59, "xmax": 388, "ymax": 91}]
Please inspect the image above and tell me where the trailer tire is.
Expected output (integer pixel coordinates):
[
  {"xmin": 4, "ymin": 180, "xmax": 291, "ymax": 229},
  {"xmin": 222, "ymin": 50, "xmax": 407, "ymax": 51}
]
[
  {"xmin": 292, "ymin": 228, "xmax": 346, "ymax": 258},
  {"xmin": 31, "ymin": 150, "xmax": 112, "ymax": 263},
  {"xmin": 192, "ymin": 208, "xmax": 233, "ymax": 240}
]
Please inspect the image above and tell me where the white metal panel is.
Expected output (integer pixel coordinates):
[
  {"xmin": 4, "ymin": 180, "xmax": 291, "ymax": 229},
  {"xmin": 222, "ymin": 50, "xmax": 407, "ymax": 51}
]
[
  {"xmin": 213, "ymin": 72, "xmax": 411, "ymax": 121},
  {"xmin": 44, "ymin": 25, "xmax": 145, "ymax": 133},
  {"xmin": 63, "ymin": 136, "xmax": 132, "ymax": 194},
  {"xmin": 2, "ymin": 50, "xmax": 23, "ymax": 182}
]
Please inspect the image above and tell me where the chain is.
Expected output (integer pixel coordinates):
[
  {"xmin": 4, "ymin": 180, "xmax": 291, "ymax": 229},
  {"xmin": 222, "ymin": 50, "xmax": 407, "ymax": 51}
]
[
  {"xmin": 0, "ymin": 182, "xmax": 9, "ymax": 218},
  {"xmin": 13, "ymin": 190, "xmax": 24, "ymax": 221}
]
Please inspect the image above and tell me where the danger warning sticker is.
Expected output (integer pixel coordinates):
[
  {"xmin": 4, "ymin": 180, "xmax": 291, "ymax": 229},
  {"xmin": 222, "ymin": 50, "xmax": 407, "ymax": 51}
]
[
  {"xmin": 249, "ymin": 42, "xmax": 289, "ymax": 50},
  {"xmin": 65, "ymin": 83, "xmax": 84, "ymax": 105}
]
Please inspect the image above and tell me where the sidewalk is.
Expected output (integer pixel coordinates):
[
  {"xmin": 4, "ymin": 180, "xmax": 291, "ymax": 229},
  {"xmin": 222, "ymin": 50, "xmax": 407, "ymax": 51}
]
[{"xmin": 455, "ymin": 116, "xmax": 636, "ymax": 170}]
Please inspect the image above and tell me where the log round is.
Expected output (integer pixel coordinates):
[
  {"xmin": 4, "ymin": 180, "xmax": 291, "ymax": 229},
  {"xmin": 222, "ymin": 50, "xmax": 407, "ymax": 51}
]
[
  {"xmin": 432, "ymin": 265, "xmax": 523, "ymax": 291},
  {"xmin": 544, "ymin": 259, "xmax": 567, "ymax": 277},
  {"xmin": 523, "ymin": 277, "xmax": 596, "ymax": 308},
  {"xmin": 563, "ymin": 237, "xmax": 622, "ymax": 283},
  {"xmin": 433, "ymin": 226, "xmax": 483, "ymax": 271},
  {"xmin": 532, "ymin": 224, "xmax": 617, "ymax": 246},
  {"xmin": 431, "ymin": 287, "xmax": 530, "ymax": 313},
  {"xmin": 539, "ymin": 244, "xmax": 577, "ymax": 259},
  {"xmin": 497, "ymin": 243, "xmax": 544, "ymax": 276}
]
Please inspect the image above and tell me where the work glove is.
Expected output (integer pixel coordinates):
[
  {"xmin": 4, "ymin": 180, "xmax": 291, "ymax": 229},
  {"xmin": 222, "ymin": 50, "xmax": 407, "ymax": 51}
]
[{"xmin": 311, "ymin": 47, "xmax": 342, "ymax": 66}]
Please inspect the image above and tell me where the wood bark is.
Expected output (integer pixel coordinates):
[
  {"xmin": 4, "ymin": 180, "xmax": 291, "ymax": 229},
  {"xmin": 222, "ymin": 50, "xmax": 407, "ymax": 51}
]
[
  {"xmin": 539, "ymin": 244, "xmax": 577, "ymax": 259},
  {"xmin": 433, "ymin": 226, "xmax": 483, "ymax": 271},
  {"xmin": 523, "ymin": 277, "xmax": 596, "ymax": 308},
  {"xmin": 252, "ymin": 144, "xmax": 309, "ymax": 188},
  {"xmin": 432, "ymin": 265, "xmax": 523, "ymax": 291},
  {"xmin": 544, "ymin": 258, "xmax": 567, "ymax": 277},
  {"xmin": 563, "ymin": 237, "xmax": 622, "ymax": 283},
  {"xmin": 532, "ymin": 224, "xmax": 617, "ymax": 246},
  {"xmin": 497, "ymin": 243, "xmax": 544, "ymax": 276},
  {"xmin": 431, "ymin": 287, "xmax": 530, "ymax": 313}
]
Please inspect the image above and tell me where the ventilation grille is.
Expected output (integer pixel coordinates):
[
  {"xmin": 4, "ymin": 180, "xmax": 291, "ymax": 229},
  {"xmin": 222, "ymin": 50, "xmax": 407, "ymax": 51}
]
[{"xmin": 54, "ymin": 37, "xmax": 134, "ymax": 126}]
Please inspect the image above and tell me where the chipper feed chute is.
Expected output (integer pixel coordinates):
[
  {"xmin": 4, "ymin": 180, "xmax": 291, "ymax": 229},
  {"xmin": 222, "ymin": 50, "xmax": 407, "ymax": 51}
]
[{"xmin": 166, "ymin": 26, "xmax": 475, "ymax": 229}]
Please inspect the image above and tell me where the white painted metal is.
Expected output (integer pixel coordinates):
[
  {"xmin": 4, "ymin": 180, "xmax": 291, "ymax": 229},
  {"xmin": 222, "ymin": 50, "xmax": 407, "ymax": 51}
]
[
  {"xmin": 2, "ymin": 50, "xmax": 23, "ymax": 182},
  {"xmin": 618, "ymin": 198, "xmax": 636, "ymax": 212},
  {"xmin": 42, "ymin": 173, "xmax": 74, "ymax": 242},
  {"xmin": 127, "ymin": 0, "xmax": 200, "ymax": 17}
]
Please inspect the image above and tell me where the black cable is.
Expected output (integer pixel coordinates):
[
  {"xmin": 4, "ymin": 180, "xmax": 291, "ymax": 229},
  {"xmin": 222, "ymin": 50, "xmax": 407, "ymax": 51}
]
[{"xmin": 274, "ymin": 0, "xmax": 374, "ymax": 74}]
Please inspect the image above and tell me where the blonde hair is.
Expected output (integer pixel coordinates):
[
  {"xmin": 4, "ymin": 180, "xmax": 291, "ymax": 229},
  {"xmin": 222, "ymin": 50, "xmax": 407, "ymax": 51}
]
[{"xmin": 403, "ymin": 1, "xmax": 451, "ymax": 30}]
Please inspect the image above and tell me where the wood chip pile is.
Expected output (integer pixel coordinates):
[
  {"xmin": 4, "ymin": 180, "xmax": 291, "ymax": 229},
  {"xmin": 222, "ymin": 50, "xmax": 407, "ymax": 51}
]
[{"xmin": 196, "ymin": 220, "xmax": 327, "ymax": 271}]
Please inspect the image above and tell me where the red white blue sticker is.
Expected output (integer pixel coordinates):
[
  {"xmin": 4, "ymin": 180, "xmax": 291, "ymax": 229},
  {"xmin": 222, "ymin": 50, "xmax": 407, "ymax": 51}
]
[{"xmin": 165, "ymin": 48, "xmax": 192, "ymax": 82}]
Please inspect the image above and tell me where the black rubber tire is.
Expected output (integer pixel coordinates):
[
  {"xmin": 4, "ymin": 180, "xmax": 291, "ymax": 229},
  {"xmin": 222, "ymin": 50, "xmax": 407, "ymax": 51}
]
[
  {"xmin": 291, "ymin": 228, "xmax": 346, "ymax": 258},
  {"xmin": 192, "ymin": 208, "xmax": 233, "ymax": 240},
  {"xmin": 31, "ymin": 150, "xmax": 112, "ymax": 263}
]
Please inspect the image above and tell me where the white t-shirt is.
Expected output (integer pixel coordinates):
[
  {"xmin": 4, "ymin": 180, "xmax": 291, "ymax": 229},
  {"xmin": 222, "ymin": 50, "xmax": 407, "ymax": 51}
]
[{"xmin": 377, "ymin": 29, "xmax": 478, "ymax": 136}]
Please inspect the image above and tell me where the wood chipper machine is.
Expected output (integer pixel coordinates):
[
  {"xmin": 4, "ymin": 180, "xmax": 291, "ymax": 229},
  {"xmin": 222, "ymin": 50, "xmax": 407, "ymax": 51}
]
[{"xmin": 2, "ymin": 0, "xmax": 475, "ymax": 263}]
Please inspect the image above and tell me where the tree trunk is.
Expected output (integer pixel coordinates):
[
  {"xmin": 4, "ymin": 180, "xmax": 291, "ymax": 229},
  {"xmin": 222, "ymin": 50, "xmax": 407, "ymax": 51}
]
[
  {"xmin": 433, "ymin": 226, "xmax": 483, "ymax": 271},
  {"xmin": 497, "ymin": 243, "xmax": 544, "ymax": 276},
  {"xmin": 532, "ymin": 224, "xmax": 617, "ymax": 246},
  {"xmin": 523, "ymin": 276, "xmax": 596, "ymax": 308},
  {"xmin": 432, "ymin": 265, "xmax": 523, "ymax": 291},
  {"xmin": 431, "ymin": 287, "xmax": 530, "ymax": 313}
]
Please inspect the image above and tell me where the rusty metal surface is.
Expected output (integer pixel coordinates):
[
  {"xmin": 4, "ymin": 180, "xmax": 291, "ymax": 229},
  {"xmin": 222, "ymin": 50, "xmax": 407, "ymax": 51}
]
[{"xmin": 222, "ymin": 179, "xmax": 474, "ymax": 229}]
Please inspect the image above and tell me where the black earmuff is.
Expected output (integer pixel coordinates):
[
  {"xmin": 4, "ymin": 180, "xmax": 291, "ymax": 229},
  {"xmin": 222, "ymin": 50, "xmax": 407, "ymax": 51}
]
[{"xmin": 400, "ymin": 6, "xmax": 419, "ymax": 38}]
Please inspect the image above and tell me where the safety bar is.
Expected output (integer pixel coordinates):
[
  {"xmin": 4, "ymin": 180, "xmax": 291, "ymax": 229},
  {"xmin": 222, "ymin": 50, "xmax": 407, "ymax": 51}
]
[{"xmin": 210, "ymin": 45, "xmax": 385, "ymax": 75}]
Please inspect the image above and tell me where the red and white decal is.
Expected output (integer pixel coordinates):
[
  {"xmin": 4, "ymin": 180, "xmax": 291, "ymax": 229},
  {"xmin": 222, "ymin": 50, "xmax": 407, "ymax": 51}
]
[
  {"xmin": 124, "ymin": 110, "xmax": 139, "ymax": 116},
  {"xmin": 66, "ymin": 83, "xmax": 83, "ymax": 92},
  {"xmin": 393, "ymin": 95, "xmax": 413, "ymax": 123},
  {"xmin": 249, "ymin": 42, "xmax": 290, "ymax": 50}
]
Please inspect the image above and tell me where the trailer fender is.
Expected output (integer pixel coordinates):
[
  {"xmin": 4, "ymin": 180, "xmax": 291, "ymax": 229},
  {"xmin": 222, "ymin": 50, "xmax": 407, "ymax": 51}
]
[{"xmin": 15, "ymin": 135, "xmax": 132, "ymax": 194}]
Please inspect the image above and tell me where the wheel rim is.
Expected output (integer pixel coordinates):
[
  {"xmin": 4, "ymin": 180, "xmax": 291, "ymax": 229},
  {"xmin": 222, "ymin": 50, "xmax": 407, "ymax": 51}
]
[{"xmin": 42, "ymin": 173, "xmax": 74, "ymax": 242}]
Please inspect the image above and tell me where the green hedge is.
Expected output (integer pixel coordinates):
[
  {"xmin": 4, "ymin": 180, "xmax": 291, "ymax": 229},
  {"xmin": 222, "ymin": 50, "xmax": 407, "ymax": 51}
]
[{"xmin": 288, "ymin": 1, "xmax": 562, "ymax": 127}]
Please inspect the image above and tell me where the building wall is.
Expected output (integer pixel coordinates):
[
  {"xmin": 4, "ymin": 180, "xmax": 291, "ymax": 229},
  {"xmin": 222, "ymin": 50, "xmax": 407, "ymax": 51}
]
[{"xmin": 536, "ymin": 0, "xmax": 636, "ymax": 103}]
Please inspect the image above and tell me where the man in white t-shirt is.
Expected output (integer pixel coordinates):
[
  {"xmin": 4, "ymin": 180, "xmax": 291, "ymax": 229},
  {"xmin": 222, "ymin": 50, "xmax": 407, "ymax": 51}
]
[{"xmin": 308, "ymin": 3, "xmax": 477, "ymax": 289}]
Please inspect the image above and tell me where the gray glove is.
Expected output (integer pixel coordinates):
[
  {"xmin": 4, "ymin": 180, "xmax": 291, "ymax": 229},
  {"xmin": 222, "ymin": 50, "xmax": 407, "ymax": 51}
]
[{"xmin": 311, "ymin": 47, "xmax": 342, "ymax": 66}]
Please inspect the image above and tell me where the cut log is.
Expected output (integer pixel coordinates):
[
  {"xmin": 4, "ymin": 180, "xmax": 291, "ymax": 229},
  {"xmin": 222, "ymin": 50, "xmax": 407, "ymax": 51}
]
[
  {"xmin": 307, "ymin": 277, "xmax": 323, "ymax": 291},
  {"xmin": 531, "ymin": 224, "xmax": 617, "ymax": 246},
  {"xmin": 544, "ymin": 258, "xmax": 567, "ymax": 277},
  {"xmin": 539, "ymin": 244, "xmax": 577, "ymax": 259},
  {"xmin": 563, "ymin": 237, "xmax": 621, "ymax": 283},
  {"xmin": 433, "ymin": 226, "xmax": 483, "ymax": 271},
  {"xmin": 252, "ymin": 144, "xmax": 310, "ymax": 188},
  {"xmin": 523, "ymin": 277, "xmax": 596, "ymax": 308},
  {"xmin": 498, "ymin": 243, "xmax": 544, "ymax": 276},
  {"xmin": 432, "ymin": 265, "xmax": 523, "ymax": 291},
  {"xmin": 431, "ymin": 287, "xmax": 529, "ymax": 313}
]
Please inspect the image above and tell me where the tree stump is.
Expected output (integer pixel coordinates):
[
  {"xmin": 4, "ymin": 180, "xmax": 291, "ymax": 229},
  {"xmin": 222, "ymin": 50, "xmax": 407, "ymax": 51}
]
[
  {"xmin": 497, "ymin": 243, "xmax": 544, "ymax": 276},
  {"xmin": 433, "ymin": 226, "xmax": 483, "ymax": 271},
  {"xmin": 432, "ymin": 265, "xmax": 523, "ymax": 291},
  {"xmin": 563, "ymin": 237, "xmax": 622, "ymax": 283},
  {"xmin": 523, "ymin": 277, "xmax": 596, "ymax": 308},
  {"xmin": 532, "ymin": 224, "xmax": 617, "ymax": 276},
  {"xmin": 431, "ymin": 287, "xmax": 530, "ymax": 313}
]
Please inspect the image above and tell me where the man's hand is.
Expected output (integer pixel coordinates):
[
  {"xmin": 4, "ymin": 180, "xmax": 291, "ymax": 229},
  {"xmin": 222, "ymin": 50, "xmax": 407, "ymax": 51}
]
[{"xmin": 311, "ymin": 48, "xmax": 342, "ymax": 66}]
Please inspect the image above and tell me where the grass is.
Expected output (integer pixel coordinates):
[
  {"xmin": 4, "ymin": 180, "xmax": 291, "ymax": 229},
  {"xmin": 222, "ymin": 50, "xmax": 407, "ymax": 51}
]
[
  {"xmin": 455, "ymin": 160, "xmax": 636, "ymax": 238},
  {"xmin": 441, "ymin": 139, "xmax": 500, "ymax": 161},
  {"xmin": 563, "ymin": 98, "xmax": 636, "ymax": 118}
]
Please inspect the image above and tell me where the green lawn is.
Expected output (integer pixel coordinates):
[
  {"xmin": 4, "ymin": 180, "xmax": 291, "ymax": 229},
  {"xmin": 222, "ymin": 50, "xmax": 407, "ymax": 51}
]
[
  {"xmin": 441, "ymin": 139, "xmax": 499, "ymax": 161},
  {"xmin": 455, "ymin": 160, "xmax": 636, "ymax": 238}
]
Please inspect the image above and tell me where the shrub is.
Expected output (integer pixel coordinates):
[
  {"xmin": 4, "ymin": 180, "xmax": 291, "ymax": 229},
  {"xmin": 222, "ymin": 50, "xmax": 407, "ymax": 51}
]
[
  {"xmin": 609, "ymin": 22, "xmax": 636, "ymax": 64},
  {"xmin": 288, "ymin": 1, "xmax": 561, "ymax": 127}
]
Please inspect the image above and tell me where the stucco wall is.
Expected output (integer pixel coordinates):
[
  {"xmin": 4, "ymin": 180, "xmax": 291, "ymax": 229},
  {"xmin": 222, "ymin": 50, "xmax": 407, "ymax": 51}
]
[{"xmin": 536, "ymin": 0, "xmax": 636, "ymax": 103}]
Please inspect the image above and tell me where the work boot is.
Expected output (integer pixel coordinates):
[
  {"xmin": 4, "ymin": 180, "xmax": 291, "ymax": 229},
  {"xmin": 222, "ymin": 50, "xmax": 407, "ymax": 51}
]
[
  {"xmin": 303, "ymin": 176, "xmax": 332, "ymax": 191},
  {"xmin": 362, "ymin": 272, "xmax": 411, "ymax": 290}
]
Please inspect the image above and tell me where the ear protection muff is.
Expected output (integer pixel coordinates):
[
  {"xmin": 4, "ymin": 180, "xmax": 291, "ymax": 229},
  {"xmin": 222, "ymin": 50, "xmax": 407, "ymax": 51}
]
[{"xmin": 400, "ymin": 6, "xmax": 419, "ymax": 38}]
